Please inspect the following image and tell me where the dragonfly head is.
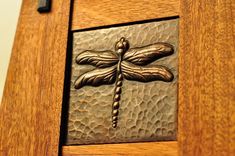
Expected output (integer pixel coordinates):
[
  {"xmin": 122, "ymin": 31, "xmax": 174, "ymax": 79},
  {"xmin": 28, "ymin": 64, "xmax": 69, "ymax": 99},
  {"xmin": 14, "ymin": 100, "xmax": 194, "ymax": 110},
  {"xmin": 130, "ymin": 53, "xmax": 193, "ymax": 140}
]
[{"xmin": 115, "ymin": 37, "xmax": 129, "ymax": 57}]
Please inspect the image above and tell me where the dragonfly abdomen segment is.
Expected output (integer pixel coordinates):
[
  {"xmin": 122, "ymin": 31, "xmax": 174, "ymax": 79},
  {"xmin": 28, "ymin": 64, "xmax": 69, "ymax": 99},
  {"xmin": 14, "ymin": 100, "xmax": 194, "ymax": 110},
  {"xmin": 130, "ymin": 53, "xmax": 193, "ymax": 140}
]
[
  {"xmin": 112, "ymin": 73, "xmax": 123, "ymax": 128},
  {"xmin": 112, "ymin": 37, "xmax": 128, "ymax": 128}
]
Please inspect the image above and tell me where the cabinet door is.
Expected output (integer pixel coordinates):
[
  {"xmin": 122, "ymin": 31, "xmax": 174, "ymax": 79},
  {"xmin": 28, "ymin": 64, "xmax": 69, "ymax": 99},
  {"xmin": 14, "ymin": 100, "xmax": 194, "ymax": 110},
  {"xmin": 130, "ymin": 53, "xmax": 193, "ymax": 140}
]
[
  {"xmin": 62, "ymin": 1, "xmax": 234, "ymax": 155},
  {"xmin": 0, "ymin": 0, "xmax": 234, "ymax": 156}
]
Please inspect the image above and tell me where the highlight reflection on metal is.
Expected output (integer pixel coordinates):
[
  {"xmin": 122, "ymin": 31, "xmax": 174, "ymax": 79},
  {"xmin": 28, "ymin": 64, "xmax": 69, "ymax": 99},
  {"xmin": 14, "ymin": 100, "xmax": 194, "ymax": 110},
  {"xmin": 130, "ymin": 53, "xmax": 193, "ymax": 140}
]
[{"xmin": 74, "ymin": 37, "xmax": 174, "ymax": 128}]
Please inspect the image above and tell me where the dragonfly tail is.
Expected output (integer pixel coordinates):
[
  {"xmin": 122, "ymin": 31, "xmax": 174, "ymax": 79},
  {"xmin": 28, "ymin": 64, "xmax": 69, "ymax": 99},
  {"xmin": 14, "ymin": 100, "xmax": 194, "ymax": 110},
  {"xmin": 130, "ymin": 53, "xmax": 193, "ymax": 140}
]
[{"xmin": 112, "ymin": 73, "xmax": 123, "ymax": 128}]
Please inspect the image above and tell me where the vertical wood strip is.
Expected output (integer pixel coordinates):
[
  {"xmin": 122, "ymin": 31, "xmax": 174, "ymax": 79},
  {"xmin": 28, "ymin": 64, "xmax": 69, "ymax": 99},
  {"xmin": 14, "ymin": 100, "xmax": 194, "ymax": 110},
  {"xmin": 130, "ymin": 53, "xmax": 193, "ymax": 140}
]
[
  {"xmin": 179, "ymin": 0, "xmax": 235, "ymax": 155},
  {"xmin": 0, "ymin": 0, "xmax": 71, "ymax": 155}
]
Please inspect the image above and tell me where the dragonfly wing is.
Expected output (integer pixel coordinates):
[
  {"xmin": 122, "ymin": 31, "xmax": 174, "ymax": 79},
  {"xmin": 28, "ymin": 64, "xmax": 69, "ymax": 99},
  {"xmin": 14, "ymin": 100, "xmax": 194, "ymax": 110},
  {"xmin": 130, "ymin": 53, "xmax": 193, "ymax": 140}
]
[
  {"xmin": 123, "ymin": 43, "xmax": 174, "ymax": 65},
  {"xmin": 121, "ymin": 61, "xmax": 174, "ymax": 82},
  {"xmin": 76, "ymin": 50, "xmax": 118, "ymax": 68},
  {"xmin": 74, "ymin": 66, "xmax": 117, "ymax": 89}
]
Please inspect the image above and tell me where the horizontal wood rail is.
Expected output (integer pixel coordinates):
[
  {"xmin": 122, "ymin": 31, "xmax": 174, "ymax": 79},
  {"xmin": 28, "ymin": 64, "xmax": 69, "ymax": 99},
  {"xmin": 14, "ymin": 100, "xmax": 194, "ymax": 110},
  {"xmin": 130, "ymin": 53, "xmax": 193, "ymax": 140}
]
[
  {"xmin": 62, "ymin": 141, "xmax": 178, "ymax": 156},
  {"xmin": 72, "ymin": 0, "xmax": 180, "ymax": 30}
]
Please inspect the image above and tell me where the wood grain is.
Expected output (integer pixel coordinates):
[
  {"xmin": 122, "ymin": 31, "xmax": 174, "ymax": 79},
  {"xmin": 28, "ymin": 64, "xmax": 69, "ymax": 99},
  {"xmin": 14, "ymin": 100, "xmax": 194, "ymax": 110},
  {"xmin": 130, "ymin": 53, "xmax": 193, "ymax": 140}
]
[
  {"xmin": 178, "ymin": 0, "xmax": 235, "ymax": 156},
  {"xmin": 0, "ymin": 0, "xmax": 71, "ymax": 155},
  {"xmin": 62, "ymin": 141, "xmax": 178, "ymax": 156},
  {"xmin": 1, "ymin": 0, "xmax": 234, "ymax": 155},
  {"xmin": 72, "ymin": 0, "xmax": 179, "ymax": 30}
]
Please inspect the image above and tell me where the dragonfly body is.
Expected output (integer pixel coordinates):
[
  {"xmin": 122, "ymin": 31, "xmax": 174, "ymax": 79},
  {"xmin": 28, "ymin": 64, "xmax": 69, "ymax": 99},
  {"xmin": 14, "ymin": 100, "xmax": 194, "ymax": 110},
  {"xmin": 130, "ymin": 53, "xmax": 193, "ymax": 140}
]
[
  {"xmin": 112, "ymin": 38, "xmax": 129, "ymax": 127},
  {"xmin": 74, "ymin": 37, "xmax": 174, "ymax": 128}
]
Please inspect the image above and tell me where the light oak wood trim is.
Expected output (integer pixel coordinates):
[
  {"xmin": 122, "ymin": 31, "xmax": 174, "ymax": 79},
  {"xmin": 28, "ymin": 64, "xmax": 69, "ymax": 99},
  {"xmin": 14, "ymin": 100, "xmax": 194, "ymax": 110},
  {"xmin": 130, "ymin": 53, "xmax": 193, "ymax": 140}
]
[
  {"xmin": 62, "ymin": 141, "xmax": 178, "ymax": 156},
  {"xmin": 0, "ymin": 0, "xmax": 71, "ymax": 155},
  {"xmin": 178, "ymin": 0, "xmax": 235, "ymax": 155},
  {"xmin": 72, "ymin": 0, "xmax": 179, "ymax": 30}
]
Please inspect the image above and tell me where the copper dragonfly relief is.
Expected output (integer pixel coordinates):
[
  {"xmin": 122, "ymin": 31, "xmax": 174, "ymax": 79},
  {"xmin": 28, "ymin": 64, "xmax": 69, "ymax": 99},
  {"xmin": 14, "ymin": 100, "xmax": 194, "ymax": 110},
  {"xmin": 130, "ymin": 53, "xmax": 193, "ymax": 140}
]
[{"xmin": 74, "ymin": 37, "xmax": 174, "ymax": 128}]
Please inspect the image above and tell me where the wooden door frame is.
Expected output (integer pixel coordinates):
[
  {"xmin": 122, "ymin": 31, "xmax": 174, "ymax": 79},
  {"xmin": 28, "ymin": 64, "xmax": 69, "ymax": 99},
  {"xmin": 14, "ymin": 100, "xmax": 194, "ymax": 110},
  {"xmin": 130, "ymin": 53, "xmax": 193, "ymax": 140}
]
[
  {"xmin": 0, "ymin": 0, "xmax": 71, "ymax": 155},
  {"xmin": 0, "ymin": 0, "xmax": 234, "ymax": 156},
  {"xmin": 178, "ymin": 1, "xmax": 234, "ymax": 155}
]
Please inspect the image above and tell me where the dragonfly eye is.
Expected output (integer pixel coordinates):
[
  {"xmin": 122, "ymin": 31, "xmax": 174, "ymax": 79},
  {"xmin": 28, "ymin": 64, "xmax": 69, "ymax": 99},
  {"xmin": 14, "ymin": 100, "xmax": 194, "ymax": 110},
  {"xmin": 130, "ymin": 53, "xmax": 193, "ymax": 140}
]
[{"xmin": 115, "ymin": 37, "xmax": 129, "ymax": 52}]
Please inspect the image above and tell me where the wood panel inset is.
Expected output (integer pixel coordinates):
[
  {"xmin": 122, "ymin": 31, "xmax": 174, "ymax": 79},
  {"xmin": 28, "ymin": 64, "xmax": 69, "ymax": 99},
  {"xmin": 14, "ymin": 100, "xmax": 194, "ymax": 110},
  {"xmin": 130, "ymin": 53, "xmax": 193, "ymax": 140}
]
[
  {"xmin": 0, "ymin": 0, "xmax": 71, "ymax": 155},
  {"xmin": 62, "ymin": 141, "xmax": 178, "ymax": 156},
  {"xmin": 178, "ymin": 0, "xmax": 235, "ymax": 155},
  {"xmin": 72, "ymin": 0, "xmax": 179, "ymax": 30}
]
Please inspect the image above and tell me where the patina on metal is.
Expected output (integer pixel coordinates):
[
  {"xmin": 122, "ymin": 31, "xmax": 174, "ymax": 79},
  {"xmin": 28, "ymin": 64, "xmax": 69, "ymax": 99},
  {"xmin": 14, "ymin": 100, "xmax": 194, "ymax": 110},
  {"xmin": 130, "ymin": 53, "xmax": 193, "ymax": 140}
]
[
  {"xmin": 66, "ymin": 19, "xmax": 178, "ymax": 145},
  {"xmin": 74, "ymin": 37, "xmax": 174, "ymax": 128}
]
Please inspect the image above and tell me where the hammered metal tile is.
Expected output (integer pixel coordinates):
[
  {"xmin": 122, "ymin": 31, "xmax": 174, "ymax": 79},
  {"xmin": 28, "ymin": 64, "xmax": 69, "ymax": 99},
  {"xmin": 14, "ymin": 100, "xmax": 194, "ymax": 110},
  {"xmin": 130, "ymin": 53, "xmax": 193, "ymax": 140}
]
[{"xmin": 66, "ymin": 19, "xmax": 178, "ymax": 145}]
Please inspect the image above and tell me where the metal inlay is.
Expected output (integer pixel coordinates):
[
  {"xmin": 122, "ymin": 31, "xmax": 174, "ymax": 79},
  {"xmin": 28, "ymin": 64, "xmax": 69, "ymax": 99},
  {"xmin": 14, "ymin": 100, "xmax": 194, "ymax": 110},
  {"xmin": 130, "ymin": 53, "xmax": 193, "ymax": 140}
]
[
  {"xmin": 37, "ymin": 0, "xmax": 51, "ymax": 13},
  {"xmin": 66, "ymin": 19, "xmax": 178, "ymax": 145},
  {"xmin": 74, "ymin": 37, "xmax": 174, "ymax": 128}
]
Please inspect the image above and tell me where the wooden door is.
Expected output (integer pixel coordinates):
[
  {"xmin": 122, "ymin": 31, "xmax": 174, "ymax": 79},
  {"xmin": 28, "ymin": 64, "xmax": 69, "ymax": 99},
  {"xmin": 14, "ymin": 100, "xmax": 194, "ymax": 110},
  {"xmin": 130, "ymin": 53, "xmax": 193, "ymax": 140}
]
[{"xmin": 0, "ymin": 0, "xmax": 234, "ymax": 156}]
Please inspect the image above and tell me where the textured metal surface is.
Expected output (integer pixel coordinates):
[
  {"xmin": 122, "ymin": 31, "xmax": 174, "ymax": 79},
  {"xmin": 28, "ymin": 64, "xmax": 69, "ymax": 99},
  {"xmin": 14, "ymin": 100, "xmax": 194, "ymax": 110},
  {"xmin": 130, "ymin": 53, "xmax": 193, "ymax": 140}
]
[
  {"xmin": 74, "ymin": 37, "xmax": 174, "ymax": 128},
  {"xmin": 66, "ymin": 19, "xmax": 179, "ymax": 145}
]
